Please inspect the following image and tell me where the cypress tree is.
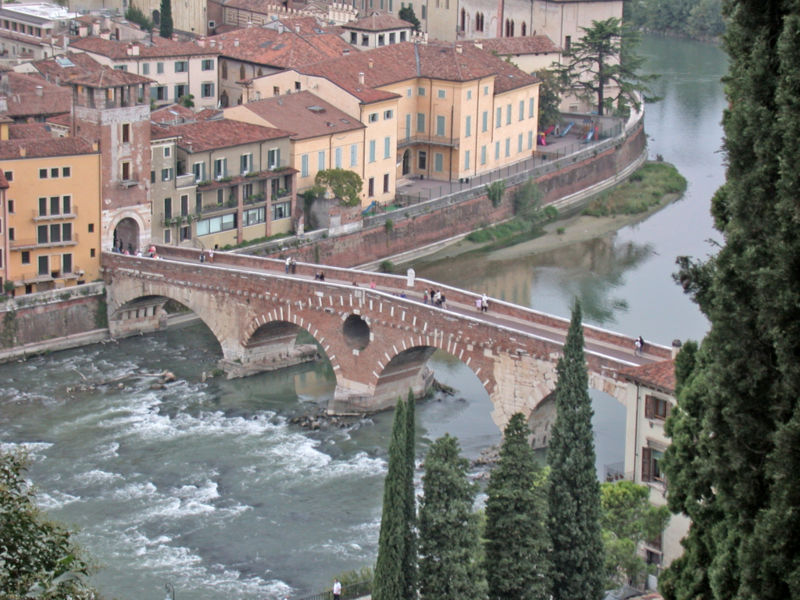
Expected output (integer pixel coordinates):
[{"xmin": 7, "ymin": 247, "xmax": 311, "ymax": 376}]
[
  {"xmin": 373, "ymin": 399, "xmax": 408, "ymax": 600},
  {"xmin": 664, "ymin": 2, "xmax": 800, "ymax": 599},
  {"xmin": 418, "ymin": 434, "xmax": 484, "ymax": 600},
  {"xmin": 402, "ymin": 390, "xmax": 417, "ymax": 600},
  {"xmin": 547, "ymin": 302, "xmax": 604, "ymax": 600},
  {"xmin": 159, "ymin": 0, "xmax": 173, "ymax": 38},
  {"xmin": 484, "ymin": 412, "xmax": 551, "ymax": 600}
]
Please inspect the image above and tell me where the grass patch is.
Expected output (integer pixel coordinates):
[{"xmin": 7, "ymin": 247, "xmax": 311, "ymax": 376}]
[
  {"xmin": 221, "ymin": 232, "xmax": 290, "ymax": 251},
  {"xmin": 583, "ymin": 162, "xmax": 687, "ymax": 217},
  {"xmin": 466, "ymin": 218, "xmax": 529, "ymax": 243}
]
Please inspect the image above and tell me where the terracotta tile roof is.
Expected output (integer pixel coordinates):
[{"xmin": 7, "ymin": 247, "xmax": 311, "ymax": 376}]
[
  {"xmin": 263, "ymin": 16, "xmax": 328, "ymax": 34},
  {"xmin": 46, "ymin": 113, "xmax": 72, "ymax": 127},
  {"xmin": 64, "ymin": 67, "xmax": 151, "ymax": 87},
  {"xmin": 1, "ymin": 72, "xmax": 71, "ymax": 117},
  {"xmin": 8, "ymin": 122, "xmax": 53, "ymax": 139},
  {"xmin": 618, "ymin": 359, "xmax": 676, "ymax": 394},
  {"xmin": 234, "ymin": 90, "xmax": 365, "ymax": 139},
  {"xmin": 28, "ymin": 52, "xmax": 106, "ymax": 85},
  {"xmin": 298, "ymin": 41, "xmax": 538, "ymax": 102},
  {"xmin": 69, "ymin": 35, "xmax": 220, "ymax": 59},
  {"xmin": 151, "ymin": 103, "xmax": 197, "ymax": 125},
  {"xmin": 0, "ymin": 136, "xmax": 95, "ymax": 159},
  {"xmin": 153, "ymin": 118, "xmax": 291, "ymax": 152},
  {"xmin": 195, "ymin": 108, "xmax": 223, "ymax": 120},
  {"xmin": 470, "ymin": 36, "xmax": 560, "ymax": 55},
  {"xmin": 211, "ymin": 26, "xmax": 352, "ymax": 68},
  {"xmin": 343, "ymin": 11, "xmax": 413, "ymax": 32}
]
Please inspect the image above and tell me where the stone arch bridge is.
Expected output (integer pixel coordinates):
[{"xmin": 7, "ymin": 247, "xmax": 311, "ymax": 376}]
[{"xmin": 102, "ymin": 248, "xmax": 672, "ymax": 431}]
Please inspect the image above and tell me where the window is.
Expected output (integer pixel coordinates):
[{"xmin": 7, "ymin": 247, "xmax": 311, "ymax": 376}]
[
  {"xmin": 62, "ymin": 253, "xmax": 72, "ymax": 274},
  {"xmin": 641, "ymin": 447, "xmax": 665, "ymax": 482},
  {"xmin": 317, "ymin": 150, "xmax": 326, "ymax": 171},
  {"xmin": 301, "ymin": 154, "xmax": 309, "ymax": 177},
  {"xmin": 350, "ymin": 31, "xmax": 357, "ymax": 44},
  {"xmin": 528, "ymin": 130, "xmax": 533, "ymax": 150},
  {"xmin": 418, "ymin": 150, "xmax": 427, "ymax": 170},
  {"xmin": 50, "ymin": 167, "xmax": 59, "ymax": 178},
  {"xmin": 368, "ymin": 113, "xmax": 378, "ymax": 123},
  {"xmin": 350, "ymin": 144, "xmax": 358, "ymax": 167},
  {"xmin": 404, "ymin": 114, "xmax": 411, "ymax": 138},
  {"xmin": 201, "ymin": 82, "xmax": 215, "ymax": 98},
  {"xmin": 142, "ymin": 63, "xmax": 150, "ymax": 75},
  {"xmin": 361, "ymin": 34, "xmax": 369, "ymax": 46},
  {"xmin": 369, "ymin": 140, "xmax": 376, "ymax": 163},
  {"xmin": 163, "ymin": 146, "xmax": 171, "ymax": 158},
  {"xmin": 175, "ymin": 84, "xmax": 188, "ymax": 100},
  {"xmin": 88, "ymin": 223, "xmax": 94, "ymax": 233},
  {"xmin": 406, "ymin": 88, "xmax": 412, "ymax": 97},
  {"xmin": 50, "ymin": 196, "xmax": 59, "ymax": 215},
  {"xmin": 506, "ymin": 104, "xmax": 512, "ymax": 125},
  {"xmin": 436, "ymin": 115, "xmax": 445, "ymax": 136},
  {"xmin": 418, "ymin": 87, "xmax": 425, "ymax": 96},
  {"xmin": 335, "ymin": 147, "xmax": 342, "ymax": 169},
  {"xmin": 434, "ymin": 152, "xmax": 443, "ymax": 172},
  {"xmin": 49, "ymin": 224, "xmax": 61, "ymax": 243},
  {"xmin": 21, "ymin": 251, "xmax": 30, "ymax": 264},
  {"xmin": 3, "ymin": 170, "xmax": 12, "ymax": 181},
  {"xmin": 417, "ymin": 113, "xmax": 425, "ymax": 133},
  {"xmin": 467, "ymin": 90, "xmax": 472, "ymax": 100},
  {"xmin": 484, "ymin": 85, "xmax": 489, "ymax": 95},
  {"xmin": 7, "ymin": 227, "xmax": 12, "ymax": 241},
  {"xmin": 518, "ymin": 133, "xmax": 523, "ymax": 152},
  {"xmin": 217, "ymin": 189, "xmax": 224, "ymax": 204},
  {"xmin": 495, "ymin": 141, "xmax": 500, "ymax": 160},
  {"xmin": 400, "ymin": 31, "xmax": 406, "ymax": 41},
  {"xmin": 195, "ymin": 193, "xmax": 202, "ymax": 213},
  {"xmin": 196, "ymin": 212, "xmax": 236, "ymax": 235},
  {"xmin": 464, "ymin": 149, "xmax": 470, "ymax": 169},
  {"xmin": 384, "ymin": 136, "xmax": 391, "ymax": 159},
  {"xmin": 295, "ymin": 81, "xmax": 301, "ymax": 91},
  {"xmin": 482, "ymin": 111, "xmax": 488, "ymax": 132},
  {"xmin": 272, "ymin": 200, "xmax": 291, "ymax": 220},
  {"xmin": 267, "ymin": 148, "xmax": 280, "ymax": 169},
  {"xmin": 378, "ymin": 33, "xmax": 385, "ymax": 46},
  {"xmin": 437, "ymin": 89, "xmax": 445, "ymax": 99},
  {"xmin": 519, "ymin": 100, "xmax": 525, "ymax": 121},
  {"xmin": 180, "ymin": 195, "xmax": 189, "ymax": 216},
  {"xmin": 157, "ymin": 62, "xmax": 164, "ymax": 74},
  {"xmin": 121, "ymin": 161, "xmax": 131, "ymax": 180},
  {"xmin": 384, "ymin": 109, "xmax": 393, "ymax": 119},
  {"xmin": 214, "ymin": 158, "xmax": 227, "ymax": 178},
  {"xmin": 421, "ymin": 5, "xmax": 425, "ymax": 18},
  {"xmin": 39, "ymin": 168, "xmax": 48, "ymax": 179},
  {"xmin": 465, "ymin": 115, "xmax": 471, "ymax": 137},
  {"xmin": 164, "ymin": 229, "xmax": 171, "ymax": 244},
  {"xmin": 240, "ymin": 153, "xmax": 253, "ymax": 174},
  {"xmin": 151, "ymin": 85, "xmax": 167, "ymax": 101},
  {"xmin": 243, "ymin": 206, "xmax": 266, "ymax": 226},
  {"xmin": 7, "ymin": 200, "xmax": 12, "ymax": 213},
  {"xmin": 201, "ymin": 58, "xmax": 214, "ymax": 71},
  {"xmin": 161, "ymin": 168, "xmax": 173, "ymax": 181},
  {"xmin": 389, "ymin": 32, "xmax": 395, "ymax": 44},
  {"xmin": 174, "ymin": 60, "xmax": 188, "ymax": 73},
  {"xmin": 114, "ymin": 65, "xmax": 127, "ymax": 72},
  {"xmin": 496, "ymin": 107, "xmax": 502, "ymax": 128},
  {"xmin": 480, "ymin": 145, "xmax": 486, "ymax": 165},
  {"xmin": 163, "ymin": 198, "xmax": 172, "ymax": 219},
  {"xmin": 62, "ymin": 196, "xmax": 71, "ymax": 215},
  {"xmin": 645, "ymin": 395, "xmax": 671, "ymax": 420},
  {"xmin": 368, "ymin": 177, "xmax": 374, "ymax": 197},
  {"xmin": 61, "ymin": 166, "xmax": 70, "ymax": 177},
  {"xmin": 505, "ymin": 138, "xmax": 510, "ymax": 157},
  {"xmin": 90, "ymin": 248, "xmax": 96, "ymax": 258},
  {"xmin": 38, "ymin": 197, "xmax": 46, "ymax": 216},
  {"xmin": 564, "ymin": 35, "xmax": 571, "ymax": 52},
  {"xmin": 529, "ymin": 97, "xmax": 535, "ymax": 118},
  {"xmin": 193, "ymin": 162, "xmax": 206, "ymax": 182},
  {"xmin": 151, "ymin": 170, "xmax": 156, "ymax": 183},
  {"xmin": 38, "ymin": 255, "xmax": 48, "ymax": 276},
  {"xmin": 383, "ymin": 173, "xmax": 389, "ymax": 193}
]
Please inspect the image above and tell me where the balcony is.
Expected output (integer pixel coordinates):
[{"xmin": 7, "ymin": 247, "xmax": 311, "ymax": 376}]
[
  {"xmin": 397, "ymin": 134, "xmax": 460, "ymax": 149},
  {"xmin": 175, "ymin": 173, "xmax": 196, "ymax": 189},
  {"xmin": 11, "ymin": 234, "xmax": 79, "ymax": 251},
  {"xmin": 196, "ymin": 167, "xmax": 297, "ymax": 192},
  {"xmin": 32, "ymin": 207, "xmax": 79, "ymax": 221}
]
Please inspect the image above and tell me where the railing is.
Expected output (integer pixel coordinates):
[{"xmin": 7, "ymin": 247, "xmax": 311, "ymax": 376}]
[
  {"xmin": 296, "ymin": 580, "xmax": 371, "ymax": 600},
  {"xmin": 175, "ymin": 173, "xmax": 196, "ymax": 188},
  {"xmin": 32, "ymin": 207, "xmax": 78, "ymax": 221},
  {"xmin": 10, "ymin": 233, "xmax": 79, "ymax": 250},
  {"xmin": 397, "ymin": 134, "xmax": 460, "ymax": 149}
]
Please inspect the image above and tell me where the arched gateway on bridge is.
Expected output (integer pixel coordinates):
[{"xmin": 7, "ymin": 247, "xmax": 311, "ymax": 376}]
[{"xmin": 103, "ymin": 250, "xmax": 669, "ymax": 432}]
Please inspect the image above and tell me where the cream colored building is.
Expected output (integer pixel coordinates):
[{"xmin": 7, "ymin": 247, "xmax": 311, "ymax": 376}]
[{"xmin": 244, "ymin": 41, "xmax": 540, "ymax": 206}]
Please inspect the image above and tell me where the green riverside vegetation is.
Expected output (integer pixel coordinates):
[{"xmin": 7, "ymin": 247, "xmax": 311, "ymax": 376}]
[{"xmin": 583, "ymin": 161, "xmax": 687, "ymax": 216}]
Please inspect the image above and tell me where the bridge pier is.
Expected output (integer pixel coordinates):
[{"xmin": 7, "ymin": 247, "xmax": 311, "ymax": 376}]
[{"xmin": 108, "ymin": 297, "xmax": 168, "ymax": 339}]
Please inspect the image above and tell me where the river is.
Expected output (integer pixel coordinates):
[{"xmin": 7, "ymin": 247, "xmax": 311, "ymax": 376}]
[{"xmin": 0, "ymin": 36, "xmax": 727, "ymax": 599}]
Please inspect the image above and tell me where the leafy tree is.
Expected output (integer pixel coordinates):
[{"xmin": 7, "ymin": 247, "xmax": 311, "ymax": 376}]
[
  {"xmin": 402, "ymin": 390, "xmax": 417, "ymax": 600},
  {"xmin": 663, "ymin": 2, "xmax": 800, "ymax": 599},
  {"xmin": 178, "ymin": 93, "xmax": 195, "ymax": 108},
  {"xmin": 418, "ymin": 434, "xmax": 484, "ymax": 600},
  {"xmin": 398, "ymin": 5, "xmax": 420, "ymax": 31},
  {"xmin": 547, "ymin": 302, "xmax": 604, "ymax": 600},
  {"xmin": 159, "ymin": 0, "xmax": 173, "ymax": 38},
  {"xmin": 555, "ymin": 17, "xmax": 657, "ymax": 116},
  {"xmin": 687, "ymin": 0, "xmax": 725, "ymax": 39},
  {"xmin": 484, "ymin": 413, "xmax": 551, "ymax": 600},
  {"xmin": 0, "ymin": 451, "xmax": 98, "ymax": 599},
  {"xmin": 374, "ymin": 399, "xmax": 409, "ymax": 600},
  {"xmin": 314, "ymin": 169, "xmax": 363, "ymax": 207},
  {"xmin": 600, "ymin": 480, "xmax": 670, "ymax": 588},
  {"xmin": 535, "ymin": 69, "xmax": 562, "ymax": 130},
  {"xmin": 124, "ymin": 4, "xmax": 153, "ymax": 31}
]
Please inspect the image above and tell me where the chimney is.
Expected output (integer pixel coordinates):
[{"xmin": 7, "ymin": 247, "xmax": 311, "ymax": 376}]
[
  {"xmin": 35, "ymin": 85, "xmax": 43, "ymax": 96},
  {"xmin": 671, "ymin": 339, "xmax": 682, "ymax": 359},
  {"xmin": 473, "ymin": 41, "xmax": 482, "ymax": 49},
  {"xmin": 295, "ymin": 25, "xmax": 300, "ymax": 33},
  {"xmin": 358, "ymin": 71, "xmax": 365, "ymax": 85},
  {"xmin": 455, "ymin": 44, "xmax": 463, "ymax": 54},
  {"xmin": 234, "ymin": 38, "xmax": 239, "ymax": 47},
  {"xmin": 196, "ymin": 36, "xmax": 206, "ymax": 47},
  {"xmin": 368, "ymin": 58, "xmax": 373, "ymax": 68},
  {"xmin": 19, "ymin": 146, "xmax": 26, "ymax": 157},
  {"xmin": 127, "ymin": 43, "xmax": 140, "ymax": 56},
  {"xmin": 209, "ymin": 38, "xmax": 216, "ymax": 47}
]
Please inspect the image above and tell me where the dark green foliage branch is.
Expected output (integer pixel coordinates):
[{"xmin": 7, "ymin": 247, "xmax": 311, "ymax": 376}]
[
  {"xmin": 0, "ymin": 451, "xmax": 98, "ymax": 599},
  {"xmin": 124, "ymin": 4, "xmax": 153, "ymax": 31},
  {"xmin": 547, "ymin": 302, "xmax": 604, "ymax": 600},
  {"xmin": 402, "ymin": 390, "xmax": 417, "ymax": 600},
  {"xmin": 484, "ymin": 413, "xmax": 551, "ymax": 600},
  {"xmin": 535, "ymin": 69, "xmax": 563, "ymax": 130},
  {"xmin": 373, "ymin": 399, "xmax": 409, "ymax": 600},
  {"xmin": 159, "ymin": 0, "xmax": 173, "ymax": 38},
  {"xmin": 398, "ymin": 5, "xmax": 420, "ymax": 31},
  {"xmin": 315, "ymin": 169, "xmax": 363, "ymax": 207},
  {"xmin": 663, "ymin": 1, "xmax": 800, "ymax": 599},
  {"xmin": 624, "ymin": 0, "xmax": 724, "ymax": 39},
  {"xmin": 418, "ymin": 434, "xmax": 484, "ymax": 600},
  {"xmin": 554, "ymin": 18, "xmax": 657, "ymax": 116}
]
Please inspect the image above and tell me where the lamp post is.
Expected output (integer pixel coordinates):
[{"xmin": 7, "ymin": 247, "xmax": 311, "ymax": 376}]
[{"xmin": 164, "ymin": 582, "xmax": 175, "ymax": 600}]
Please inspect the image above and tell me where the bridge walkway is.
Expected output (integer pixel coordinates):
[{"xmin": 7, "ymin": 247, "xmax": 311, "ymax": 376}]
[{"xmin": 141, "ymin": 247, "xmax": 670, "ymax": 370}]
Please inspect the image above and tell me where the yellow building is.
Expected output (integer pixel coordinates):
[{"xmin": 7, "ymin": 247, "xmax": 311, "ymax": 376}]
[
  {"xmin": 0, "ymin": 127, "xmax": 101, "ymax": 295},
  {"xmin": 244, "ymin": 41, "xmax": 540, "ymax": 206}
]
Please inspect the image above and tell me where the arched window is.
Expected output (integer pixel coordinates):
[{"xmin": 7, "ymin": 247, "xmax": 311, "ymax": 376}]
[
  {"xmin": 475, "ymin": 12, "xmax": 484, "ymax": 32},
  {"xmin": 257, "ymin": 67, "xmax": 263, "ymax": 77},
  {"xmin": 220, "ymin": 59, "xmax": 227, "ymax": 79},
  {"xmin": 460, "ymin": 8, "xmax": 466, "ymax": 32},
  {"xmin": 239, "ymin": 64, "xmax": 245, "ymax": 80},
  {"xmin": 521, "ymin": 22, "xmax": 526, "ymax": 36}
]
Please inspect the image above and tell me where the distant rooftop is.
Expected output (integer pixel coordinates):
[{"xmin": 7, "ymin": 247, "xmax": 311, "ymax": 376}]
[{"xmin": 0, "ymin": 2, "xmax": 78, "ymax": 24}]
